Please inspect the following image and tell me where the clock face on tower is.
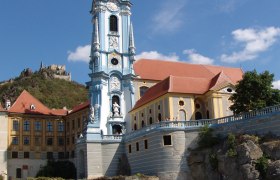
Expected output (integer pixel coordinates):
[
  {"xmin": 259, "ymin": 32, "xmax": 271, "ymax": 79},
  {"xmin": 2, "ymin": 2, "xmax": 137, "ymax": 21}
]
[
  {"xmin": 110, "ymin": 76, "xmax": 121, "ymax": 91},
  {"xmin": 111, "ymin": 58, "xmax": 119, "ymax": 65}
]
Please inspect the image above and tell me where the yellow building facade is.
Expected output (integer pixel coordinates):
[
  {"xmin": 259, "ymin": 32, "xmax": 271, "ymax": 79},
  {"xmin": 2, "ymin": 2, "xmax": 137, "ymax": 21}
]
[
  {"xmin": 130, "ymin": 59, "xmax": 243, "ymax": 131},
  {"xmin": 0, "ymin": 90, "xmax": 91, "ymax": 179}
]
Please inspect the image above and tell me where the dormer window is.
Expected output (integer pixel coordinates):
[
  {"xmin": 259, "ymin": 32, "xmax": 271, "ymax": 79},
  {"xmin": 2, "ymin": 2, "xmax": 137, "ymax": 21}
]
[
  {"xmin": 30, "ymin": 104, "xmax": 36, "ymax": 110},
  {"xmin": 110, "ymin": 15, "xmax": 118, "ymax": 32}
]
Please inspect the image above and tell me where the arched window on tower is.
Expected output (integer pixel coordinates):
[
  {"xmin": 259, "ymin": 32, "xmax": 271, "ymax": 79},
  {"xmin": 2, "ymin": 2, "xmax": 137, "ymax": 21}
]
[
  {"xmin": 140, "ymin": 86, "xmax": 149, "ymax": 97},
  {"xmin": 110, "ymin": 15, "xmax": 118, "ymax": 32}
]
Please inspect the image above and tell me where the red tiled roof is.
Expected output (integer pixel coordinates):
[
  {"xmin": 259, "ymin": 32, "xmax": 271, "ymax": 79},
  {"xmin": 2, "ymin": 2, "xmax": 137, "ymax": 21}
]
[
  {"xmin": 69, "ymin": 100, "xmax": 90, "ymax": 114},
  {"xmin": 134, "ymin": 59, "xmax": 243, "ymax": 84},
  {"xmin": 9, "ymin": 90, "xmax": 66, "ymax": 116},
  {"xmin": 170, "ymin": 76, "xmax": 211, "ymax": 94},
  {"xmin": 51, "ymin": 109, "xmax": 68, "ymax": 116},
  {"xmin": 203, "ymin": 65, "xmax": 243, "ymax": 84},
  {"xmin": 131, "ymin": 76, "xmax": 211, "ymax": 111},
  {"xmin": 132, "ymin": 59, "xmax": 244, "ymax": 111}
]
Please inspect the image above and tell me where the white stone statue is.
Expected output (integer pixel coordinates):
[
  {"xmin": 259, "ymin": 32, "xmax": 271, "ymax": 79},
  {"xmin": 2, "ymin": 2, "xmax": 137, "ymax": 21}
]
[
  {"xmin": 113, "ymin": 102, "xmax": 120, "ymax": 117},
  {"xmin": 89, "ymin": 105, "xmax": 95, "ymax": 123}
]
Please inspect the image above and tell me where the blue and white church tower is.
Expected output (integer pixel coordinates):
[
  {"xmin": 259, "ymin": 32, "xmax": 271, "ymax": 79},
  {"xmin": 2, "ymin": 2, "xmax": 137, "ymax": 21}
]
[
  {"xmin": 86, "ymin": 0, "xmax": 136, "ymax": 140},
  {"xmin": 76, "ymin": 1, "xmax": 135, "ymax": 178}
]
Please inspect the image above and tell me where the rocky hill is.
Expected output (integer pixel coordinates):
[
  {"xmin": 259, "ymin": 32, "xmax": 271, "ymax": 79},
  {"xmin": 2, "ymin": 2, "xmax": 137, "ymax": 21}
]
[
  {"xmin": 188, "ymin": 133, "xmax": 280, "ymax": 180},
  {"xmin": 0, "ymin": 68, "xmax": 88, "ymax": 109}
]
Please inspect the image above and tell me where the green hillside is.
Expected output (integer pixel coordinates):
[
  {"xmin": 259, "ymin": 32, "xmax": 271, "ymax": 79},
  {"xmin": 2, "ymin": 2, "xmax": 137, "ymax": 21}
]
[{"xmin": 0, "ymin": 69, "xmax": 88, "ymax": 109}]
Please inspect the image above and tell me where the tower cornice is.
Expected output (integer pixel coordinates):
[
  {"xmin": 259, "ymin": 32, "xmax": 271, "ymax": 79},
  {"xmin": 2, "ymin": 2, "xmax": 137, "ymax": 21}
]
[{"xmin": 91, "ymin": 0, "xmax": 132, "ymax": 15}]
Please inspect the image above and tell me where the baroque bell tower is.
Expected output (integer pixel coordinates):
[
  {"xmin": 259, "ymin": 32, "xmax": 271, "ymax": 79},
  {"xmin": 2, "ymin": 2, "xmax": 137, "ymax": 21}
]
[{"xmin": 86, "ymin": 0, "xmax": 136, "ymax": 140}]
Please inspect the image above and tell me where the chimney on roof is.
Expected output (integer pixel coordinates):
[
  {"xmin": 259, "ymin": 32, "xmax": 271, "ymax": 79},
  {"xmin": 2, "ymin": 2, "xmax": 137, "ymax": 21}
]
[{"xmin": 5, "ymin": 99, "xmax": 11, "ymax": 110}]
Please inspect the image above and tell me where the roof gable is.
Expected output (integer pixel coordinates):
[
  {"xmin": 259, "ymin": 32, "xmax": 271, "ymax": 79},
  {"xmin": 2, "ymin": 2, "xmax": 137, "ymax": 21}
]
[
  {"xmin": 9, "ymin": 90, "xmax": 64, "ymax": 116},
  {"xmin": 209, "ymin": 71, "xmax": 234, "ymax": 91},
  {"xmin": 203, "ymin": 65, "xmax": 243, "ymax": 84}
]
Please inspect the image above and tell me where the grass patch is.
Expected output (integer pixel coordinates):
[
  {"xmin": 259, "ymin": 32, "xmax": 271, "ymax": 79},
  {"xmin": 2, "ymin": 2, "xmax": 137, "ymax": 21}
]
[{"xmin": 255, "ymin": 156, "xmax": 269, "ymax": 179}]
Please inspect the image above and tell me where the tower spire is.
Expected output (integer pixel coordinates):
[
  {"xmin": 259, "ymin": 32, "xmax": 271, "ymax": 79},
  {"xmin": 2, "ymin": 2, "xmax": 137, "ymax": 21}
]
[
  {"xmin": 40, "ymin": 61, "xmax": 43, "ymax": 70},
  {"xmin": 93, "ymin": 16, "xmax": 100, "ymax": 50},
  {"xmin": 129, "ymin": 23, "xmax": 136, "ymax": 55}
]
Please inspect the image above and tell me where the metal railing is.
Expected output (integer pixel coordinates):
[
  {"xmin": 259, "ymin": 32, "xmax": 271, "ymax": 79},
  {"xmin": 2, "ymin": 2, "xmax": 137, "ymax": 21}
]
[
  {"xmin": 214, "ymin": 104, "xmax": 280, "ymax": 124},
  {"xmin": 125, "ymin": 104, "xmax": 280, "ymax": 139}
]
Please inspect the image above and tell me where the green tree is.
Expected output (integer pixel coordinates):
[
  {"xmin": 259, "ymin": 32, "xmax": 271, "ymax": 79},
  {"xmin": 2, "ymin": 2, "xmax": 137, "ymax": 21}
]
[{"xmin": 230, "ymin": 70, "xmax": 280, "ymax": 114}]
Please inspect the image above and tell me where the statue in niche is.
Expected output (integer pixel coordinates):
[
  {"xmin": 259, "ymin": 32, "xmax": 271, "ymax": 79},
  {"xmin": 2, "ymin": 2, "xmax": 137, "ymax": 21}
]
[
  {"xmin": 121, "ymin": 125, "xmax": 126, "ymax": 134},
  {"xmin": 113, "ymin": 102, "xmax": 120, "ymax": 117},
  {"xmin": 89, "ymin": 105, "xmax": 95, "ymax": 123}
]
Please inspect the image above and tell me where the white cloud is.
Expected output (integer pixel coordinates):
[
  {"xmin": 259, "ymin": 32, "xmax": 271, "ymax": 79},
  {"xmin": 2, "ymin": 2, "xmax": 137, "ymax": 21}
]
[
  {"xmin": 221, "ymin": 27, "xmax": 280, "ymax": 63},
  {"xmin": 183, "ymin": 49, "xmax": 214, "ymax": 65},
  {"xmin": 273, "ymin": 80, "xmax": 280, "ymax": 90},
  {"xmin": 67, "ymin": 44, "xmax": 91, "ymax": 62},
  {"xmin": 135, "ymin": 51, "xmax": 179, "ymax": 61},
  {"xmin": 152, "ymin": 0, "xmax": 187, "ymax": 33}
]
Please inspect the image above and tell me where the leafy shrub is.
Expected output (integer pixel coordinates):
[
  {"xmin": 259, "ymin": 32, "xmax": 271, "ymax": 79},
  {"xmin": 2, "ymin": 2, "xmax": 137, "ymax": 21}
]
[
  {"xmin": 36, "ymin": 160, "xmax": 76, "ymax": 179},
  {"xmin": 256, "ymin": 156, "xmax": 269, "ymax": 179},
  {"xmin": 226, "ymin": 133, "xmax": 237, "ymax": 157},
  {"xmin": 227, "ymin": 133, "xmax": 236, "ymax": 148},
  {"xmin": 135, "ymin": 173, "xmax": 145, "ymax": 178},
  {"xmin": 198, "ymin": 125, "xmax": 220, "ymax": 149},
  {"xmin": 226, "ymin": 148, "xmax": 237, "ymax": 157},
  {"xmin": 209, "ymin": 152, "xmax": 218, "ymax": 170}
]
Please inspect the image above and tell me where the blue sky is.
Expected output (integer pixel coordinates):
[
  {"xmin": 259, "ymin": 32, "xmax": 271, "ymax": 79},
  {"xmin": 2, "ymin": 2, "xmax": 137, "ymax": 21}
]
[{"xmin": 1, "ymin": 0, "xmax": 280, "ymax": 89}]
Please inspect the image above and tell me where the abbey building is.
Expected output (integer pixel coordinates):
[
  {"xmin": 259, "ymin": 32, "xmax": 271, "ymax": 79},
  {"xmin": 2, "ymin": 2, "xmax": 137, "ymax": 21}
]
[{"xmin": 0, "ymin": 0, "xmax": 243, "ymax": 179}]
